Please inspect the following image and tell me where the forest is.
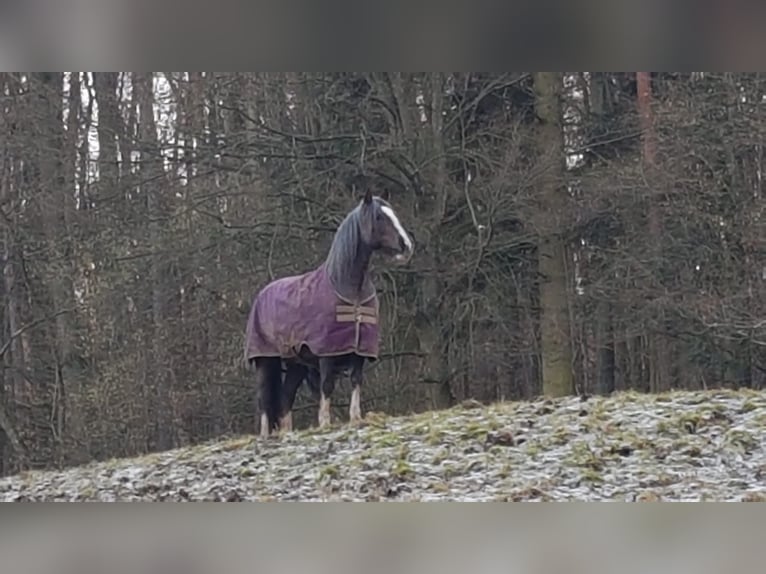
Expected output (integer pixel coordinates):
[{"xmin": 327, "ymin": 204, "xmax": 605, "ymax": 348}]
[{"xmin": 0, "ymin": 72, "xmax": 763, "ymax": 476}]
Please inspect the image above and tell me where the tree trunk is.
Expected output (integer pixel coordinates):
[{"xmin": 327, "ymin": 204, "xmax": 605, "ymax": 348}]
[
  {"xmin": 1, "ymin": 164, "xmax": 30, "ymax": 403},
  {"xmin": 595, "ymin": 301, "xmax": 616, "ymax": 394},
  {"xmin": 636, "ymin": 72, "xmax": 672, "ymax": 393},
  {"xmin": 426, "ymin": 73, "xmax": 454, "ymax": 409},
  {"xmin": 35, "ymin": 72, "xmax": 81, "ymax": 464},
  {"xmin": 94, "ymin": 73, "xmax": 122, "ymax": 198},
  {"xmin": 136, "ymin": 73, "xmax": 175, "ymax": 451},
  {"xmin": 533, "ymin": 72, "xmax": 574, "ymax": 398},
  {"xmin": 588, "ymin": 72, "xmax": 616, "ymax": 395}
]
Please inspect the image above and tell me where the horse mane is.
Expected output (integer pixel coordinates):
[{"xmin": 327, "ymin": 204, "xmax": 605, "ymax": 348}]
[{"xmin": 325, "ymin": 202, "xmax": 374, "ymax": 301}]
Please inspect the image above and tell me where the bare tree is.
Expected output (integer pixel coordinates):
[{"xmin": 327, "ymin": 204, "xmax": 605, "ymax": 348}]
[{"xmin": 533, "ymin": 72, "xmax": 574, "ymax": 398}]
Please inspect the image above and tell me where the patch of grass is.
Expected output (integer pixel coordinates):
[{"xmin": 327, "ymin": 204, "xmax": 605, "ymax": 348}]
[
  {"xmin": 525, "ymin": 441, "xmax": 541, "ymax": 457},
  {"xmin": 655, "ymin": 419, "xmax": 671, "ymax": 434},
  {"xmin": 486, "ymin": 417, "xmax": 503, "ymax": 432},
  {"xmin": 644, "ymin": 473, "xmax": 678, "ymax": 488},
  {"xmin": 683, "ymin": 445, "xmax": 703, "ymax": 458},
  {"xmin": 218, "ymin": 436, "xmax": 254, "ymax": 452},
  {"xmin": 363, "ymin": 411, "xmax": 389, "ymax": 428},
  {"xmin": 485, "ymin": 445, "xmax": 506, "ymax": 457},
  {"xmin": 464, "ymin": 459, "xmax": 484, "ymax": 473},
  {"xmin": 725, "ymin": 428, "xmax": 758, "ymax": 452},
  {"xmin": 496, "ymin": 463, "xmax": 512, "ymax": 480},
  {"xmin": 670, "ymin": 437, "xmax": 694, "ymax": 453},
  {"xmin": 77, "ymin": 486, "xmax": 96, "ymax": 500},
  {"xmin": 442, "ymin": 464, "xmax": 460, "ymax": 479},
  {"xmin": 671, "ymin": 405, "xmax": 732, "ymax": 434},
  {"xmin": 634, "ymin": 491, "xmax": 662, "ymax": 502},
  {"xmin": 550, "ymin": 426, "xmax": 571, "ymax": 446},
  {"xmin": 368, "ymin": 430, "xmax": 401, "ymax": 449},
  {"xmin": 318, "ymin": 464, "xmax": 340, "ymax": 480},
  {"xmin": 506, "ymin": 486, "xmax": 550, "ymax": 501},
  {"xmin": 238, "ymin": 466, "xmax": 256, "ymax": 478},
  {"xmin": 425, "ymin": 427, "xmax": 444, "ymax": 446},
  {"xmin": 315, "ymin": 422, "xmax": 342, "ymax": 435},
  {"xmin": 617, "ymin": 430, "xmax": 654, "ymax": 452},
  {"xmin": 567, "ymin": 441, "xmax": 605, "ymax": 472},
  {"xmin": 431, "ymin": 448, "xmax": 449, "ymax": 465},
  {"xmin": 741, "ymin": 492, "xmax": 766, "ymax": 502},
  {"xmin": 740, "ymin": 400, "xmax": 761, "ymax": 414},
  {"xmin": 389, "ymin": 440, "xmax": 414, "ymax": 481},
  {"xmin": 460, "ymin": 399, "xmax": 484, "ymax": 410},
  {"xmin": 128, "ymin": 452, "xmax": 164, "ymax": 466},
  {"xmin": 429, "ymin": 482, "xmax": 450, "ymax": 494},
  {"xmin": 678, "ymin": 392, "xmax": 708, "ymax": 405},
  {"xmin": 586, "ymin": 399, "xmax": 609, "ymax": 421},
  {"xmin": 391, "ymin": 460, "xmax": 413, "ymax": 480},
  {"xmin": 678, "ymin": 412, "xmax": 702, "ymax": 434},
  {"xmin": 700, "ymin": 403, "xmax": 732, "ymax": 423},
  {"xmin": 580, "ymin": 468, "xmax": 604, "ymax": 483}
]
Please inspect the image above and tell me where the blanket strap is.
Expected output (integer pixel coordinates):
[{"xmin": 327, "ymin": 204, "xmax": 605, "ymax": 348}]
[{"xmin": 336, "ymin": 304, "xmax": 378, "ymax": 325}]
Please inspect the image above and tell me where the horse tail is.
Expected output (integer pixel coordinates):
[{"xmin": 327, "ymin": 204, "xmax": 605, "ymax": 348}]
[{"xmin": 305, "ymin": 367, "xmax": 321, "ymax": 399}]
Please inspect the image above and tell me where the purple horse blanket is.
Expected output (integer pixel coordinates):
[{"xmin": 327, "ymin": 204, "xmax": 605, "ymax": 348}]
[{"xmin": 244, "ymin": 264, "xmax": 380, "ymax": 363}]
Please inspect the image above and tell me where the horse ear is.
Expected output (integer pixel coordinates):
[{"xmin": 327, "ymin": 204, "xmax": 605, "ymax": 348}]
[{"xmin": 363, "ymin": 188, "xmax": 373, "ymax": 204}]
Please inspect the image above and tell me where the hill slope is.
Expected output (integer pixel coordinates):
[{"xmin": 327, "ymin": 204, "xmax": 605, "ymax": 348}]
[{"xmin": 1, "ymin": 389, "xmax": 765, "ymax": 501}]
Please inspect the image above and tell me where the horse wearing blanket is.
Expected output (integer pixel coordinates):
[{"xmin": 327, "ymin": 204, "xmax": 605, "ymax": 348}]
[{"xmin": 244, "ymin": 189, "xmax": 414, "ymax": 437}]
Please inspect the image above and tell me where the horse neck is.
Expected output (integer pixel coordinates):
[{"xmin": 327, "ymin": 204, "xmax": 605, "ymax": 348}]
[{"xmin": 326, "ymin": 235, "xmax": 373, "ymax": 302}]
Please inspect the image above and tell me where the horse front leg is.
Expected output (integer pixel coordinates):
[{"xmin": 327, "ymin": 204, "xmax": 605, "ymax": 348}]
[
  {"xmin": 349, "ymin": 355, "xmax": 365, "ymax": 424},
  {"xmin": 318, "ymin": 358, "xmax": 336, "ymax": 428}
]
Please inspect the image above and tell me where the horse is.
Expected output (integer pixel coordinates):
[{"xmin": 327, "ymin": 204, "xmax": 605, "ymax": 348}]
[{"xmin": 244, "ymin": 188, "xmax": 414, "ymax": 438}]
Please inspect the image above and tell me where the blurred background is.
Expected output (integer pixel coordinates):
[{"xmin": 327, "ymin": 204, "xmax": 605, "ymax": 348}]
[{"xmin": 0, "ymin": 72, "xmax": 763, "ymax": 476}]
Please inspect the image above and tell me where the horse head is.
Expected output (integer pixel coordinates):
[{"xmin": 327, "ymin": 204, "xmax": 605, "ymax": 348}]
[{"xmin": 358, "ymin": 188, "xmax": 414, "ymax": 264}]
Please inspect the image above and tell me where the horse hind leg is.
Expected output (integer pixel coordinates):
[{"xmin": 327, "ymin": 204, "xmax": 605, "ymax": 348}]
[
  {"xmin": 254, "ymin": 357, "xmax": 282, "ymax": 438},
  {"xmin": 305, "ymin": 366, "xmax": 321, "ymax": 401},
  {"xmin": 280, "ymin": 362, "xmax": 305, "ymax": 433},
  {"xmin": 318, "ymin": 357, "xmax": 337, "ymax": 428}
]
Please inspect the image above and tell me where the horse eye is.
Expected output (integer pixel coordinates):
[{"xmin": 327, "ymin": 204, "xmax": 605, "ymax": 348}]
[{"xmin": 375, "ymin": 212, "xmax": 383, "ymax": 221}]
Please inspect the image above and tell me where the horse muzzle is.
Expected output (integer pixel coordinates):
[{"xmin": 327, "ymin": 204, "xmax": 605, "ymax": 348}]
[{"xmin": 394, "ymin": 242, "xmax": 414, "ymax": 264}]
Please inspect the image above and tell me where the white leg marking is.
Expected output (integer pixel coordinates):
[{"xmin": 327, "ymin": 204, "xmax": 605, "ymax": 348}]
[
  {"xmin": 319, "ymin": 394, "xmax": 331, "ymax": 428},
  {"xmin": 280, "ymin": 411, "xmax": 293, "ymax": 432},
  {"xmin": 260, "ymin": 413, "xmax": 270, "ymax": 438},
  {"xmin": 380, "ymin": 205, "xmax": 413, "ymax": 256},
  {"xmin": 349, "ymin": 386, "xmax": 362, "ymax": 423}
]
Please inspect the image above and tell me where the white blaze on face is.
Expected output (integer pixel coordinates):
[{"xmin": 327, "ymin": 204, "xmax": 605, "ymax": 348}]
[{"xmin": 380, "ymin": 205, "xmax": 413, "ymax": 260}]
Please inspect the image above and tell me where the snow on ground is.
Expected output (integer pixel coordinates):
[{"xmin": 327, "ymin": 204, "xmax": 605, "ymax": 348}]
[{"xmin": 1, "ymin": 389, "xmax": 765, "ymax": 501}]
